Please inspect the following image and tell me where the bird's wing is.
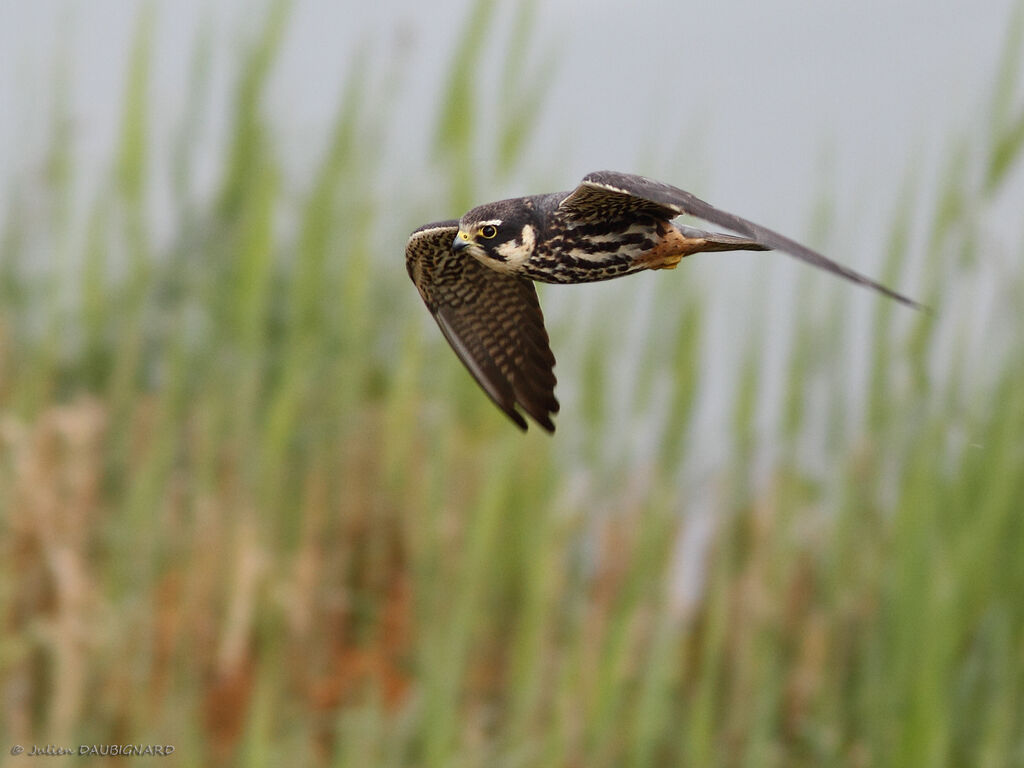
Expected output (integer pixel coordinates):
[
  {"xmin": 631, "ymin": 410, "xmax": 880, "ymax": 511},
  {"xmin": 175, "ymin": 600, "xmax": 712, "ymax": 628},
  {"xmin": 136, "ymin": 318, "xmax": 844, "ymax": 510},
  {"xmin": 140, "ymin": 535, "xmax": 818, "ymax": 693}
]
[
  {"xmin": 560, "ymin": 170, "xmax": 921, "ymax": 309},
  {"xmin": 406, "ymin": 221, "xmax": 559, "ymax": 432}
]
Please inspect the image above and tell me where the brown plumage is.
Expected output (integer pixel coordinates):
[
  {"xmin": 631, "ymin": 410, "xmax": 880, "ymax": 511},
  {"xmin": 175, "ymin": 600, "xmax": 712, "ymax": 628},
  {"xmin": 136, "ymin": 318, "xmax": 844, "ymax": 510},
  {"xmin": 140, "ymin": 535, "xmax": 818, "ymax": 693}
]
[
  {"xmin": 406, "ymin": 221, "xmax": 558, "ymax": 431},
  {"xmin": 407, "ymin": 171, "xmax": 920, "ymax": 432}
]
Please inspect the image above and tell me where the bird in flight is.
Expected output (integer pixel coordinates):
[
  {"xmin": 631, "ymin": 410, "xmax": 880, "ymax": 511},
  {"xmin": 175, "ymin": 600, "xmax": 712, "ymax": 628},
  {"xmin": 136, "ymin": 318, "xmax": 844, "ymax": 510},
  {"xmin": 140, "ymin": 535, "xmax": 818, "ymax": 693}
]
[{"xmin": 406, "ymin": 170, "xmax": 920, "ymax": 433}]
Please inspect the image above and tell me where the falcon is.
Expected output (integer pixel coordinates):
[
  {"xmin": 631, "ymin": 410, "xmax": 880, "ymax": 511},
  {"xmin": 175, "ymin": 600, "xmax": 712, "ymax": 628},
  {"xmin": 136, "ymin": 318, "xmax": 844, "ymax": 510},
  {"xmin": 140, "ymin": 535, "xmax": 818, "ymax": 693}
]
[{"xmin": 406, "ymin": 170, "xmax": 919, "ymax": 432}]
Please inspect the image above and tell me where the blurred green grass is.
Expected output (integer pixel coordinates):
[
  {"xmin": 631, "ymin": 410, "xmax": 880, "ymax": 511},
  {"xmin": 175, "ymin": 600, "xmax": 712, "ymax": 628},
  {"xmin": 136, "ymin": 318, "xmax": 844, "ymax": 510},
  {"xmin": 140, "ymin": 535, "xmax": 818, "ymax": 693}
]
[{"xmin": 1, "ymin": 2, "xmax": 1024, "ymax": 766}]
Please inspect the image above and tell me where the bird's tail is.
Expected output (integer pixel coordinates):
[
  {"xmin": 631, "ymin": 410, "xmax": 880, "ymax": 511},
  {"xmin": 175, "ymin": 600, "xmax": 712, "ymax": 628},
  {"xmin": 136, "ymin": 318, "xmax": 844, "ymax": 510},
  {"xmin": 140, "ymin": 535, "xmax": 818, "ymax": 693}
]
[{"xmin": 676, "ymin": 224, "xmax": 771, "ymax": 252}]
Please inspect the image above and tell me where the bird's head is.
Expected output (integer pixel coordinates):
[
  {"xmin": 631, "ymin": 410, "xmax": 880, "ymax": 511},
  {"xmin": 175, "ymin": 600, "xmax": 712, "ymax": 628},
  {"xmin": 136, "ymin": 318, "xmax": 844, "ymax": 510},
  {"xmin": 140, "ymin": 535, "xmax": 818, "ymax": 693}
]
[{"xmin": 453, "ymin": 201, "xmax": 538, "ymax": 271}]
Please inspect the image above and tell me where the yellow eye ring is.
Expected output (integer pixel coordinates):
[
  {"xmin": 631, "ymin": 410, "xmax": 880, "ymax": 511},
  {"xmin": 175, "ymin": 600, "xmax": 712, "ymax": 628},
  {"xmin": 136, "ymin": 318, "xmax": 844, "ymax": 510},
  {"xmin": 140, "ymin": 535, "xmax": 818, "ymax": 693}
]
[{"xmin": 479, "ymin": 225, "xmax": 498, "ymax": 239}]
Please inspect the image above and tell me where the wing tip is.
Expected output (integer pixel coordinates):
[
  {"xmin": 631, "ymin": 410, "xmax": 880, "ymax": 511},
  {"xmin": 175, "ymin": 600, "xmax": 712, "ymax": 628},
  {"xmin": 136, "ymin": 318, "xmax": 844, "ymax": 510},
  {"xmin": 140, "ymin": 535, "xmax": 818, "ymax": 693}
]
[
  {"xmin": 531, "ymin": 404, "xmax": 558, "ymax": 433},
  {"xmin": 888, "ymin": 289, "xmax": 929, "ymax": 312},
  {"xmin": 507, "ymin": 408, "xmax": 530, "ymax": 431},
  {"xmin": 507, "ymin": 403, "xmax": 557, "ymax": 433}
]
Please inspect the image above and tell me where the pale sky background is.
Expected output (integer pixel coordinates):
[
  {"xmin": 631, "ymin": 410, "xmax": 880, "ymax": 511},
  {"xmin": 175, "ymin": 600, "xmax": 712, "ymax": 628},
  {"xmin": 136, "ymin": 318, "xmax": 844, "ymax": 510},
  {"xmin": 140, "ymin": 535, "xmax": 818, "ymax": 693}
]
[
  {"xmin": 1, "ymin": 0, "xmax": 1016, "ymax": 228},
  {"xmin": 0, "ymin": 0, "xmax": 1019, "ymax": 472}
]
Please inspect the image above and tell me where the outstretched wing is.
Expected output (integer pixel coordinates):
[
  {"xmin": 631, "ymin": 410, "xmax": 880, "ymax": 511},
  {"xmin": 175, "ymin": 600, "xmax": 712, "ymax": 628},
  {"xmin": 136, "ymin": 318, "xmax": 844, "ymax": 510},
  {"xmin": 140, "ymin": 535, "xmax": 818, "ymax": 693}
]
[
  {"xmin": 560, "ymin": 170, "xmax": 921, "ymax": 309},
  {"xmin": 406, "ymin": 221, "xmax": 559, "ymax": 432}
]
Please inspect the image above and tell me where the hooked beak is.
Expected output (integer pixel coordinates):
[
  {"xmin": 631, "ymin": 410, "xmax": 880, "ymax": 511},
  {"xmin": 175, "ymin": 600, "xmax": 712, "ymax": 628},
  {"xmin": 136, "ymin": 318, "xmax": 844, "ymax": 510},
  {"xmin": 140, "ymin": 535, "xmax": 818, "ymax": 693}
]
[{"xmin": 452, "ymin": 231, "xmax": 471, "ymax": 253}]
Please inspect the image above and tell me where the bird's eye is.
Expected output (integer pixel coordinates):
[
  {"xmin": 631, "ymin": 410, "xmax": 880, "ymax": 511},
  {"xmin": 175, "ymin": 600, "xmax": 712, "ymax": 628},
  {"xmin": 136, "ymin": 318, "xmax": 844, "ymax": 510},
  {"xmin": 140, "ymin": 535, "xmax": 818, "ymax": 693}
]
[{"xmin": 479, "ymin": 225, "xmax": 498, "ymax": 239}]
